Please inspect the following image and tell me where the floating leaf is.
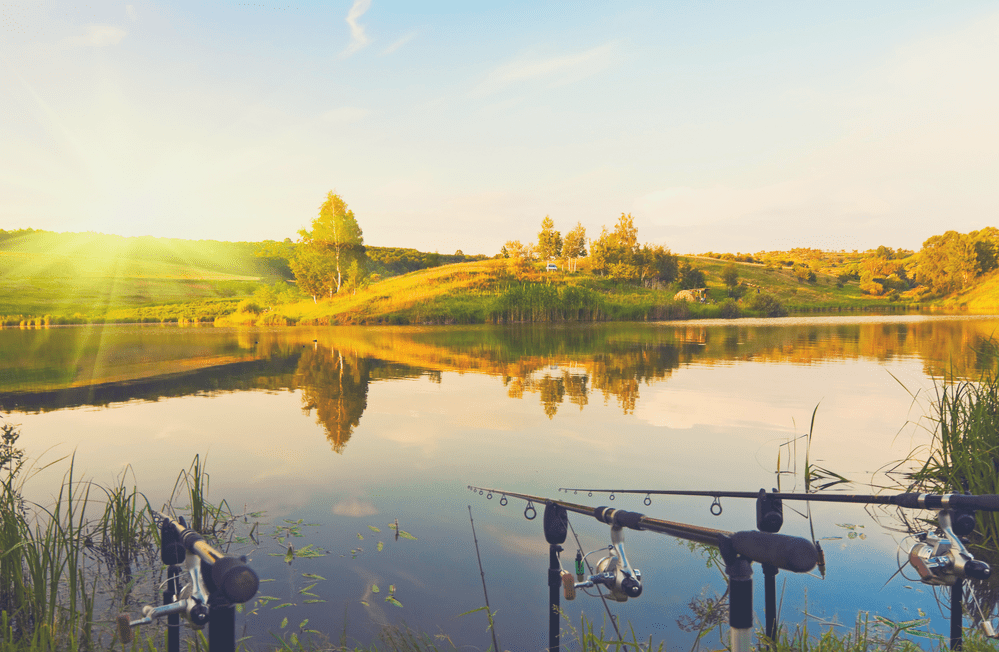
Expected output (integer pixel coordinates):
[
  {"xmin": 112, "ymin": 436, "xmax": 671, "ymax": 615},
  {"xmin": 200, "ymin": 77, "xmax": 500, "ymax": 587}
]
[
  {"xmin": 397, "ymin": 530, "xmax": 417, "ymax": 541},
  {"xmin": 304, "ymin": 599, "xmax": 327, "ymax": 604},
  {"xmin": 371, "ymin": 584, "xmax": 380, "ymax": 594},
  {"xmin": 377, "ymin": 541, "xmax": 384, "ymax": 552},
  {"xmin": 284, "ymin": 544, "xmax": 294, "ymax": 564},
  {"xmin": 299, "ymin": 583, "xmax": 317, "ymax": 594},
  {"xmin": 388, "ymin": 584, "xmax": 396, "ymax": 594},
  {"xmin": 302, "ymin": 573, "xmax": 326, "ymax": 581},
  {"xmin": 360, "ymin": 600, "xmax": 369, "ymax": 607},
  {"xmin": 368, "ymin": 525, "xmax": 381, "ymax": 533},
  {"xmin": 256, "ymin": 596, "xmax": 280, "ymax": 605},
  {"xmin": 384, "ymin": 596, "xmax": 403, "ymax": 608},
  {"xmin": 259, "ymin": 578, "xmax": 276, "ymax": 583},
  {"xmin": 280, "ymin": 617, "xmax": 288, "ymax": 629},
  {"xmin": 299, "ymin": 619, "xmax": 309, "ymax": 629},
  {"xmin": 273, "ymin": 603, "xmax": 294, "ymax": 610},
  {"xmin": 356, "ymin": 533, "xmax": 364, "ymax": 540},
  {"xmin": 297, "ymin": 544, "xmax": 327, "ymax": 558}
]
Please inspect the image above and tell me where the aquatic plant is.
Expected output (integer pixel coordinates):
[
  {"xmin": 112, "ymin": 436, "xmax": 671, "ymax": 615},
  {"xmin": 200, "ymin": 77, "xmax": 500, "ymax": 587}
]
[{"xmin": 906, "ymin": 344, "xmax": 999, "ymax": 547}]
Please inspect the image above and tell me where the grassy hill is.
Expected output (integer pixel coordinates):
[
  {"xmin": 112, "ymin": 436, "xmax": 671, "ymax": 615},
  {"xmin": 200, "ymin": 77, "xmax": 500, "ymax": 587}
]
[
  {"xmin": 2, "ymin": 229, "xmax": 988, "ymax": 327},
  {"xmin": 0, "ymin": 230, "xmax": 283, "ymax": 320},
  {"xmin": 215, "ymin": 254, "xmax": 920, "ymax": 327}
]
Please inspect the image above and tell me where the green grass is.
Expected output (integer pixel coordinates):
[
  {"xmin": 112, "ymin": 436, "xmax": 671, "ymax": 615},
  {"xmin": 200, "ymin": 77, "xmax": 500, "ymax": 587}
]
[{"xmin": 0, "ymin": 230, "xmax": 279, "ymax": 322}]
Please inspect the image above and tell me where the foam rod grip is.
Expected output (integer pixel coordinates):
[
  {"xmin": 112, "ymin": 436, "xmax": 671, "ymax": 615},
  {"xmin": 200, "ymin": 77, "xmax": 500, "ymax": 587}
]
[
  {"xmin": 116, "ymin": 614, "xmax": 133, "ymax": 644},
  {"xmin": 729, "ymin": 531, "xmax": 818, "ymax": 573},
  {"xmin": 561, "ymin": 570, "xmax": 577, "ymax": 601}
]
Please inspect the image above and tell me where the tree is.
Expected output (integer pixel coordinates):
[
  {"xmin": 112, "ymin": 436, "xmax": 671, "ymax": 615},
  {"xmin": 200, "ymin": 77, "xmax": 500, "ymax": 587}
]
[
  {"xmin": 294, "ymin": 191, "xmax": 365, "ymax": 298},
  {"xmin": 590, "ymin": 213, "xmax": 641, "ymax": 279},
  {"xmin": 290, "ymin": 245, "xmax": 336, "ymax": 302},
  {"xmin": 562, "ymin": 222, "xmax": 587, "ymax": 272},
  {"xmin": 915, "ymin": 231, "xmax": 978, "ymax": 294},
  {"xmin": 503, "ymin": 240, "xmax": 537, "ymax": 262},
  {"xmin": 639, "ymin": 244, "xmax": 678, "ymax": 287},
  {"xmin": 537, "ymin": 216, "xmax": 563, "ymax": 262},
  {"xmin": 722, "ymin": 264, "xmax": 739, "ymax": 290},
  {"xmin": 677, "ymin": 261, "xmax": 706, "ymax": 289}
]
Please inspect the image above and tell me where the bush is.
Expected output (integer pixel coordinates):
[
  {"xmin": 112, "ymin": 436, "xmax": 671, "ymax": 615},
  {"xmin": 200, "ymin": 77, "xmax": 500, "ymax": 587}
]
[
  {"xmin": 236, "ymin": 299, "xmax": 264, "ymax": 315},
  {"xmin": 719, "ymin": 299, "xmax": 741, "ymax": 319},
  {"xmin": 749, "ymin": 292, "xmax": 787, "ymax": 317}
]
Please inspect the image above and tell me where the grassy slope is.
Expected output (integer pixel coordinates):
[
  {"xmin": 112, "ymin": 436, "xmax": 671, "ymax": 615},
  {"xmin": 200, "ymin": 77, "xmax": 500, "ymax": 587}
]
[
  {"xmin": 688, "ymin": 256, "xmax": 881, "ymax": 308},
  {"xmin": 0, "ymin": 231, "xmax": 274, "ymax": 318},
  {"xmin": 218, "ymin": 255, "xmax": 908, "ymax": 327}
]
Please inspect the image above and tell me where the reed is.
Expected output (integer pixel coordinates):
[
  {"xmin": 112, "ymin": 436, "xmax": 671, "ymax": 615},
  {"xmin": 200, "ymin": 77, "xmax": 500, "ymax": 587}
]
[
  {"xmin": 171, "ymin": 453, "xmax": 233, "ymax": 537},
  {"xmin": 0, "ymin": 448, "xmax": 95, "ymax": 650},
  {"xmin": 92, "ymin": 467, "xmax": 156, "ymax": 572},
  {"xmin": 906, "ymin": 346, "xmax": 999, "ymax": 546}
]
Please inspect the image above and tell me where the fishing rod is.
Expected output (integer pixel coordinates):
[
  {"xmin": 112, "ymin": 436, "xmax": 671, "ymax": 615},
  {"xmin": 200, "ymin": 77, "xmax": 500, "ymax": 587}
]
[
  {"xmin": 560, "ymin": 485, "xmax": 999, "ymax": 649},
  {"xmin": 468, "ymin": 485, "xmax": 818, "ymax": 652},
  {"xmin": 116, "ymin": 510, "xmax": 260, "ymax": 652},
  {"xmin": 557, "ymin": 486, "xmax": 999, "ymax": 513}
]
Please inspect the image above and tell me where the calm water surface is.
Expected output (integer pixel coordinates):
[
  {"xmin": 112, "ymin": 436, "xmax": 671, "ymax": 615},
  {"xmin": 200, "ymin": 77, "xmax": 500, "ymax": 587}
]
[{"xmin": 3, "ymin": 316, "xmax": 999, "ymax": 650}]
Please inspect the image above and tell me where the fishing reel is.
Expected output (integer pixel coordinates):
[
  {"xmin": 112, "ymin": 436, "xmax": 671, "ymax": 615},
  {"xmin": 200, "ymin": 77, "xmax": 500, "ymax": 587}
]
[
  {"xmin": 117, "ymin": 550, "xmax": 211, "ymax": 641},
  {"xmin": 908, "ymin": 509, "xmax": 991, "ymax": 587},
  {"xmin": 117, "ymin": 515, "xmax": 259, "ymax": 645},
  {"xmin": 562, "ymin": 524, "xmax": 643, "ymax": 603}
]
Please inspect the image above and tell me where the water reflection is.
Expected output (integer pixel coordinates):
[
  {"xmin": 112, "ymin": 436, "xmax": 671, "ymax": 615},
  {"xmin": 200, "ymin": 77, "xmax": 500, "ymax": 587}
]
[{"xmin": 2, "ymin": 317, "xmax": 999, "ymax": 446}]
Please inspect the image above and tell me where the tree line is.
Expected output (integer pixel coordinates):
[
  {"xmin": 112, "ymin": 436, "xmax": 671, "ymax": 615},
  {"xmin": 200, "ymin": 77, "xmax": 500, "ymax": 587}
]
[{"xmin": 501, "ymin": 213, "xmax": 705, "ymax": 289}]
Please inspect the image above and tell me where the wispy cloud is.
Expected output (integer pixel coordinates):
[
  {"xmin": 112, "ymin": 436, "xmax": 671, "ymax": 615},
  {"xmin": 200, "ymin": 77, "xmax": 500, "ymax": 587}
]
[
  {"xmin": 64, "ymin": 24, "xmax": 127, "ymax": 47},
  {"xmin": 342, "ymin": 0, "xmax": 371, "ymax": 57},
  {"xmin": 382, "ymin": 31, "xmax": 416, "ymax": 55},
  {"xmin": 472, "ymin": 41, "xmax": 617, "ymax": 97}
]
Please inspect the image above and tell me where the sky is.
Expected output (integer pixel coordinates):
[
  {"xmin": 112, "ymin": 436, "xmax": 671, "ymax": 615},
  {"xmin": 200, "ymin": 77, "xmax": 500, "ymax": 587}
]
[{"xmin": 2, "ymin": 1, "xmax": 998, "ymax": 255}]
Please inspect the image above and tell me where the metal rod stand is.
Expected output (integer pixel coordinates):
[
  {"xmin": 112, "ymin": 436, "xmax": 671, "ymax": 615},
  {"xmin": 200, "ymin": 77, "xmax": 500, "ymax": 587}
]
[
  {"xmin": 951, "ymin": 578, "xmax": 963, "ymax": 650},
  {"xmin": 165, "ymin": 565, "xmax": 181, "ymax": 652},
  {"xmin": 208, "ymin": 598, "xmax": 236, "ymax": 652},
  {"xmin": 763, "ymin": 562, "xmax": 778, "ymax": 643},
  {"xmin": 548, "ymin": 544, "xmax": 562, "ymax": 652}
]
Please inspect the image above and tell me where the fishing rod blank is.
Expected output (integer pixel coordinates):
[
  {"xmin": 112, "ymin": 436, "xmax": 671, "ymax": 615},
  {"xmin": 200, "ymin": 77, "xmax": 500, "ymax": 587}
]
[
  {"xmin": 557, "ymin": 487, "xmax": 999, "ymax": 512},
  {"xmin": 473, "ymin": 486, "xmax": 818, "ymax": 573}
]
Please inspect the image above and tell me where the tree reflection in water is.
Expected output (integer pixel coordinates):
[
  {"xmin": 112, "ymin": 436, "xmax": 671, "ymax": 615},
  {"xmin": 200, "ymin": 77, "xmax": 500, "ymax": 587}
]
[{"xmin": 295, "ymin": 346, "xmax": 369, "ymax": 453}]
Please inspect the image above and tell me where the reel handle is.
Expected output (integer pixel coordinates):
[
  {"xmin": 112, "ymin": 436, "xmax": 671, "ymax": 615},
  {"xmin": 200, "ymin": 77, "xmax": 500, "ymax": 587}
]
[{"xmin": 561, "ymin": 570, "xmax": 576, "ymax": 600}]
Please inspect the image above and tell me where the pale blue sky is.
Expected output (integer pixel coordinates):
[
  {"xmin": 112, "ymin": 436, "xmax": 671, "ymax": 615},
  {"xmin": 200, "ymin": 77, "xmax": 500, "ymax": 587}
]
[{"xmin": 2, "ymin": 1, "xmax": 997, "ymax": 255}]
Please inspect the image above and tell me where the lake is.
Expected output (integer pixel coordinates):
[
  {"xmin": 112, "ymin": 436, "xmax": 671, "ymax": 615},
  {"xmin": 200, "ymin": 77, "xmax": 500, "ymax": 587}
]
[{"xmin": 3, "ymin": 316, "xmax": 999, "ymax": 650}]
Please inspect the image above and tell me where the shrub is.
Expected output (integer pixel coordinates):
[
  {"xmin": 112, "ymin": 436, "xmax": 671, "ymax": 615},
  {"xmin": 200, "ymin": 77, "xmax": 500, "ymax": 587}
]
[
  {"xmin": 749, "ymin": 292, "xmax": 788, "ymax": 317},
  {"xmin": 236, "ymin": 299, "xmax": 264, "ymax": 315},
  {"xmin": 719, "ymin": 299, "xmax": 741, "ymax": 319}
]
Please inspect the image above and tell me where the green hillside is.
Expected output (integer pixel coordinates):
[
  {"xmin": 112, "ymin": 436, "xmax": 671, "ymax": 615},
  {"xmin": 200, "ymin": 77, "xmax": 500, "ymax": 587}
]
[{"xmin": 0, "ymin": 230, "xmax": 281, "ymax": 319}]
